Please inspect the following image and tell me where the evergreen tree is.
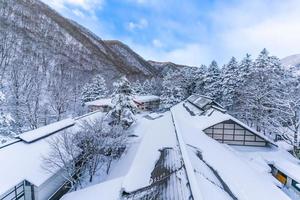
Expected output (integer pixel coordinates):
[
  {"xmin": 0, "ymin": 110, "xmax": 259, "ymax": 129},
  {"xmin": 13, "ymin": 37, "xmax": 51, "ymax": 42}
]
[
  {"xmin": 0, "ymin": 91, "xmax": 14, "ymax": 143},
  {"xmin": 202, "ymin": 60, "xmax": 222, "ymax": 101},
  {"xmin": 221, "ymin": 57, "xmax": 240, "ymax": 110},
  {"xmin": 108, "ymin": 76, "xmax": 135, "ymax": 129},
  {"xmin": 131, "ymin": 80, "xmax": 143, "ymax": 95},
  {"xmin": 233, "ymin": 54, "xmax": 254, "ymax": 122},
  {"xmin": 242, "ymin": 49, "xmax": 286, "ymax": 132},
  {"xmin": 81, "ymin": 75, "xmax": 108, "ymax": 103},
  {"xmin": 161, "ymin": 70, "xmax": 188, "ymax": 108}
]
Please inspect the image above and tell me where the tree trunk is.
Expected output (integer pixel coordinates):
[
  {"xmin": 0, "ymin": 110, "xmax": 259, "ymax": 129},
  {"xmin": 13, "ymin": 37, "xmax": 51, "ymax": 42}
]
[{"xmin": 294, "ymin": 131, "xmax": 299, "ymax": 157}]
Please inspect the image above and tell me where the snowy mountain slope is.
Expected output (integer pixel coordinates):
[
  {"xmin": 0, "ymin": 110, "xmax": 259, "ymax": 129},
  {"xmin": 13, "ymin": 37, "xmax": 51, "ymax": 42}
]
[
  {"xmin": 281, "ymin": 54, "xmax": 300, "ymax": 68},
  {"xmin": 148, "ymin": 60, "xmax": 191, "ymax": 75},
  {"xmin": 104, "ymin": 40, "xmax": 159, "ymax": 76},
  {"xmin": 0, "ymin": 0, "xmax": 159, "ymax": 80}
]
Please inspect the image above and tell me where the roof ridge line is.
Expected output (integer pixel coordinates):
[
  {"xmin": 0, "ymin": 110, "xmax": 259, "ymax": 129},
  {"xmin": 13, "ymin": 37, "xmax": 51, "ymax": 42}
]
[{"xmin": 170, "ymin": 109, "xmax": 204, "ymax": 200}]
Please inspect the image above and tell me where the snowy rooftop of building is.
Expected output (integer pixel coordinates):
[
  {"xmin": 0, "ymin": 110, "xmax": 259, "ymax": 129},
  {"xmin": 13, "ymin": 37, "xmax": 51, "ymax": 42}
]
[
  {"xmin": 187, "ymin": 94, "xmax": 224, "ymax": 111},
  {"xmin": 85, "ymin": 95, "xmax": 160, "ymax": 107},
  {"xmin": 183, "ymin": 100, "xmax": 275, "ymax": 145},
  {"xmin": 133, "ymin": 95, "xmax": 160, "ymax": 102},
  {"xmin": 62, "ymin": 100, "xmax": 293, "ymax": 200},
  {"xmin": 85, "ymin": 98, "xmax": 113, "ymax": 107},
  {"xmin": 61, "ymin": 177, "xmax": 124, "ymax": 200},
  {"xmin": 0, "ymin": 111, "xmax": 103, "ymax": 195},
  {"xmin": 17, "ymin": 118, "xmax": 75, "ymax": 143},
  {"xmin": 231, "ymin": 145, "xmax": 300, "ymax": 184},
  {"xmin": 171, "ymin": 102, "xmax": 290, "ymax": 200}
]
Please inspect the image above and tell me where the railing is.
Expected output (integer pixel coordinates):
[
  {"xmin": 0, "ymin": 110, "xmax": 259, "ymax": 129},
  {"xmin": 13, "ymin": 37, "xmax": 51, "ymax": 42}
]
[{"xmin": 0, "ymin": 181, "xmax": 25, "ymax": 200}]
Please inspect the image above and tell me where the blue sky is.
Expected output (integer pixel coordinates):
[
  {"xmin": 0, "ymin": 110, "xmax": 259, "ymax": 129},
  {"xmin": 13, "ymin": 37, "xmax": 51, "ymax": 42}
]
[{"xmin": 43, "ymin": 0, "xmax": 300, "ymax": 66}]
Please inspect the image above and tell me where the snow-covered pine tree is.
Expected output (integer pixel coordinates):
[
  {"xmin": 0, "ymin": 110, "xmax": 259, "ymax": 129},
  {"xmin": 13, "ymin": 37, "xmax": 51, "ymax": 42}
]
[
  {"xmin": 194, "ymin": 65, "xmax": 208, "ymax": 94},
  {"xmin": 0, "ymin": 91, "xmax": 14, "ymax": 144},
  {"xmin": 108, "ymin": 76, "xmax": 136, "ymax": 129},
  {"xmin": 221, "ymin": 57, "xmax": 240, "ymax": 110},
  {"xmin": 202, "ymin": 60, "xmax": 222, "ymax": 101},
  {"xmin": 81, "ymin": 75, "xmax": 108, "ymax": 103},
  {"xmin": 233, "ymin": 54, "xmax": 254, "ymax": 123},
  {"xmin": 243, "ymin": 49, "xmax": 286, "ymax": 132},
  {"xmin": 142, "ymin": 79, "xmax": 152, "ymax": 95},
  {"xmin": 181, "ymin": 66, "xmax": 206, "ymax": 96},
  {"xmin": 161, "ymin": 69, "xmax": 188, "ymax": 108},
  {"xmin": 131, "ymin": 80, "xmax": 144, "ymax": 95}
]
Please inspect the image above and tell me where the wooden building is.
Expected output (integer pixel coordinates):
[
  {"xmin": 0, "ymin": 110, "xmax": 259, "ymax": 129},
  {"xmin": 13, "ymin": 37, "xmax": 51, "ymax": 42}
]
[
  {"xmin": 133, "ymin": 95, "xmax": 160, "ymax": 111},
  {"xmin": 270, "ymin": 164, "xmax": 300, "ymax": 195},
  {"xmin": 186, "ymin": 94, "xmax": 272, "ymax": 147},
  {"xmin": 85, "ymin": 99, "xmax": 113, "ymax": 112},
  {"xmin": 203, "ymin": 120, "xmax": 267, "ymax": 146}
]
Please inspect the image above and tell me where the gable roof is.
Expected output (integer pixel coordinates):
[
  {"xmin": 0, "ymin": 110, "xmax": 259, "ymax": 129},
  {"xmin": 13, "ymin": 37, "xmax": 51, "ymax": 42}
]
[
  {"xmin": 17, "ymin": 118, "xmax": 75, "ymax": 143},
  {"xmin": 0, "ymin": 111, "xmax": 103, "ymax": 195},
  {"xmin": 187, "ymin": 94, "xmax": 224, "ymax": 112},
  {"xmin": 170, "ymin": 102, "xmax": 290, "ymax": 200},
  {"xmin": 184, "ymin": 98, "xmax": 275, "ymax": 145}
]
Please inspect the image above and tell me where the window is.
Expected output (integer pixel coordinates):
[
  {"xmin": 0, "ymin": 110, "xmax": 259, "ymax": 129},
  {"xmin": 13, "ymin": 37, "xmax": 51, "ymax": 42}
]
[
  {"xmin": 203, "ymin": 120, "xmax": 266, "ymax": 146},
  {"xmin": 292, "ymin": 179, "xmax": 300, "ymax": 192}
]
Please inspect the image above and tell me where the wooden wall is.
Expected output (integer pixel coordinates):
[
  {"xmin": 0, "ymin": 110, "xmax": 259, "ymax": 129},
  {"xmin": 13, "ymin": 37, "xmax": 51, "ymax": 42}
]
[{"xmin": 203, "ymin": 120, "xmax": 267, "ymax": 146}]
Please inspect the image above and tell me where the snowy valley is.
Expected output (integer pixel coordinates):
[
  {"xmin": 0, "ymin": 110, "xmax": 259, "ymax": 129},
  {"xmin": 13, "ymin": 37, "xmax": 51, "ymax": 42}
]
[{"xmin": 1, "ymin": 0, "xmax": 300, "ymax": 200}]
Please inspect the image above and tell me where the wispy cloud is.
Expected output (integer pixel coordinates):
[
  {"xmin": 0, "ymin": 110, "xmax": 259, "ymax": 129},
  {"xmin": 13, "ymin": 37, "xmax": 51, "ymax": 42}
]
[
  {"xmin": 42, "ymin": 0, "xmax": 300, "ymax": 66},
  {"xmin": 127, "ymin": 19, "xmax": 148, "ymax": 31}
]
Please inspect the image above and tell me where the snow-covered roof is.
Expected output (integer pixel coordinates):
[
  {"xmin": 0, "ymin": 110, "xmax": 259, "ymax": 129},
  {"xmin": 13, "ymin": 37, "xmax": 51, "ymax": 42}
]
[
  {"xmin": 121, "ymin": 112, "xmax": 194, "ymax": 199},
  {"xmin": 0, "ymin": 112, "xmax": 103, "ymax": 195},
  {"xmin": 184, "ymin": 100, "xmax": 275, "ymax": 145},
  {"xmin": 232, "ymin": 145, "xmax": 300, "ymax": 184},
  {"xmin": 133, "ymin": 95, "xmax": 160, "ymax": 102},
  {"xmin": 17, "ymin": 118, "xmax": 75, "ymax": 143},
  {"xmin": 85, "ymin": 95, "xmax": 160, "ymax": 107},
  {"xmin": 275, "ymin": 161, "xmax": 300, "ymax": 183},
  {"xmin": 85, "ymin": 98, "xmax": 113, "ymax": 107},
  {"xmin": 171, "ymin": 102, "xmax": 290, "ymax": 200},
  {"xmin": 61, "ymin": 177, "xmax": 124, "ymax": 200},
  {"xmin": 187, "ymin": 94, "xmax": 224, "ymax": 111}
]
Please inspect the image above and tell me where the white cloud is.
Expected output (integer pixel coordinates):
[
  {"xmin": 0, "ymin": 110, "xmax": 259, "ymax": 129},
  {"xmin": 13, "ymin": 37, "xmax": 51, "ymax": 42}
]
[
  {"xmin": 44, "ymin": 0, "xmax": 103, "ymax": 11},
  {"xmin": 126, "ymin": 40, "xmax": 213, "ymax": 66},
  {"xmin": 209, "ymin": 0, "xmax": 300, "ymax": 61},
  {"xmin": 152, "ymin": 39, "xmax": 163, "ymax": 48},
  {"xmin": 128, "ymin": 19, "xmax": 148, "ymax": 31}
]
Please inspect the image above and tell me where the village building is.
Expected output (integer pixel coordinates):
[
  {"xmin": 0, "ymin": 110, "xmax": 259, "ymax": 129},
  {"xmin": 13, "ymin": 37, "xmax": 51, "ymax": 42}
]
[
  {"xmin": 85, "ymin": 98, "xmax": 113, "ymax": 112},
  {"xmin": 1, "ymin": 95, "xmax": 300, "ymax": 200},
  {"xmin": 62, "ymin": 95, "xmax": 300, "ymax": 200},
  {"xmin": 85, "ymin": 95, "xmax": 160, "ymax": 112},
  {"xmin": 0, "ymin": 112, "xmax": 103, "ymax": 200},
  {"xmin": 186, "ymin": 95, "xmax": 274, "ymax": 147},
  {"xmin": 132, "ymin": 95, "xmax": 160, "ymax": 111}
]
